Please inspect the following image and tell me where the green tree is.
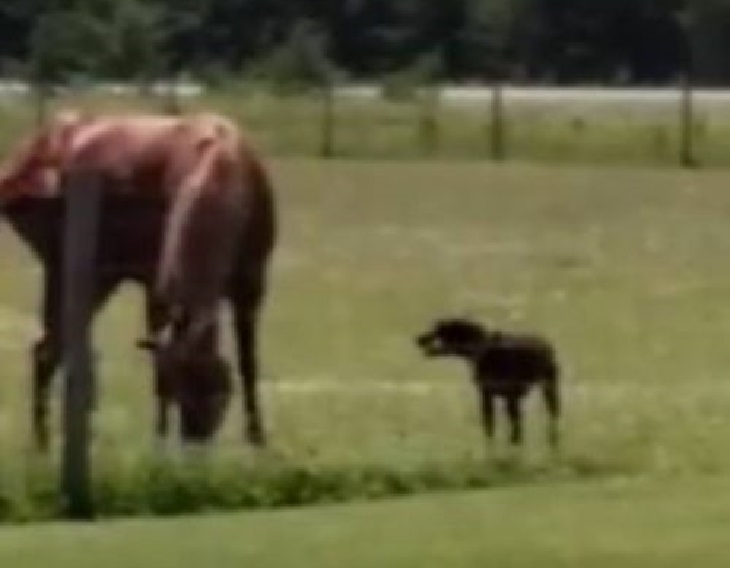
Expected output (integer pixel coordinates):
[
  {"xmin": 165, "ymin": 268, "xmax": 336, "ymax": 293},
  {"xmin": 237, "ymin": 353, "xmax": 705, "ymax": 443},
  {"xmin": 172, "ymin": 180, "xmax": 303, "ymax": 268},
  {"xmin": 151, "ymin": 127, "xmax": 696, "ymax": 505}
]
[
  {"xmin": 247, "ymin": 18, "xmax": 340, "ymax": 91},
  {"xmin": 28, "ymin": 0, "xmax": 170, "ymax": 83},
  {"xmin": 3, "ymin": 0, "xmax": 698, "ymax": 86},
  {"xmin": 29, "ymin": 9, "xmax": 101, "ymax": 83},
  {"xmin": 687, "ymin": 0, "xmax": 730, "ymax": 84},
  {"xmin": 100, "ymin": 0, "xmax": 168, "ymax": 80}
]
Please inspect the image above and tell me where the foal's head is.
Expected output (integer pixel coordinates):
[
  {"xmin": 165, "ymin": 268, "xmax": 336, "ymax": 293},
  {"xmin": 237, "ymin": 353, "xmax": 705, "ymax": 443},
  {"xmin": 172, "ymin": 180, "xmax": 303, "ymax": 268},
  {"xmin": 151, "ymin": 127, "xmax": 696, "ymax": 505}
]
[{"xmin": 416, "ymin": 317, "xmax": 490, "ymax": 360}]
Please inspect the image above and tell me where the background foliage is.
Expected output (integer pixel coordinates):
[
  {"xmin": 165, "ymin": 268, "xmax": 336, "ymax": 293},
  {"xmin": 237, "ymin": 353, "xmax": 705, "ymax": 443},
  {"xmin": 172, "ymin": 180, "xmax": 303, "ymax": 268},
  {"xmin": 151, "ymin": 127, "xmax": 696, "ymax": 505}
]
[{"xmin": 1, "ymin": 0, "xmax": 727, "ymax": 85}]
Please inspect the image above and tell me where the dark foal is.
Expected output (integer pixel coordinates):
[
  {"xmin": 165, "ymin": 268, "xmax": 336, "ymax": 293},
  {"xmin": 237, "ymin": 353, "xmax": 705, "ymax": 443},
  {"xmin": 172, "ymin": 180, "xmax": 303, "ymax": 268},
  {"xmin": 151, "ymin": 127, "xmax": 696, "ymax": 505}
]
[{"xmin": 416, "ymin": 317, "xmax": 561, "ymax": 449}]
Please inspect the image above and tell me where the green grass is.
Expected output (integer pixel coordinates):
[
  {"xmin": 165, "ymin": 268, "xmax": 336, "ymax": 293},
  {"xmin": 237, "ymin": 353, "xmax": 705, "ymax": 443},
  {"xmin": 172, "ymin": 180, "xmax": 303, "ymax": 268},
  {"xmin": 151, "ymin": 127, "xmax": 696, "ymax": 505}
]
[
  {"xmin": 2, "ymin": 476, "xmax": 730, "ymax": 567},
  {"xmin": 3, "ymin": 159, "xmax": 730, "ymax": 520}
]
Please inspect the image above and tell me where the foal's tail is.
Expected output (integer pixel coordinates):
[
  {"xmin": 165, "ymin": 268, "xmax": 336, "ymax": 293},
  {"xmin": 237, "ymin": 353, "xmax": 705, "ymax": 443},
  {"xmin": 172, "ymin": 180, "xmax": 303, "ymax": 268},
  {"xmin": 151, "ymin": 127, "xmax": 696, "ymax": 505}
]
[{"xmin": 542, "ymin": 357, "xmax": 561, "ymax": 450}]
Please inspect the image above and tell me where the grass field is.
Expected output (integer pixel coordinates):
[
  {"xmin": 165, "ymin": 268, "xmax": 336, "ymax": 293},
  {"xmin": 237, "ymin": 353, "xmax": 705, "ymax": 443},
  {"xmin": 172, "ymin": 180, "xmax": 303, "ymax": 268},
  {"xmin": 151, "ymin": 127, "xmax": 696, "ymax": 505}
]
[
  {"xmin": 3, "ymin": 158, "xmax": 730, "ymax": 526},
  {"xmin": 2, "ymin": 477, "xmax": 730, "ymax": 568}
]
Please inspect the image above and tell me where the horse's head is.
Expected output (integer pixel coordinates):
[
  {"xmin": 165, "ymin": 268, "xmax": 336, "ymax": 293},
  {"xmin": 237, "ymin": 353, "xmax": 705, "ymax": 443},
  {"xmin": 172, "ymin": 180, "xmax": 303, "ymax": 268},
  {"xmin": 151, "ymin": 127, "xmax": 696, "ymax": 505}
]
[{"xmin": 139, "ymin": 325, "xmax": 232, "ymax": 443}]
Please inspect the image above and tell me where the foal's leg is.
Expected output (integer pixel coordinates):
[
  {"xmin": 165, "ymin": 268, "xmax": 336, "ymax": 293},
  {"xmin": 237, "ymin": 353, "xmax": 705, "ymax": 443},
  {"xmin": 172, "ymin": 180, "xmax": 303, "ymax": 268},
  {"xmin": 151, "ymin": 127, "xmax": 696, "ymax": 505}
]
[
  {"xmin": 505, "ymin": 396, "xmax": 524, "ymax": 446},
  {"xmin": 542, "ymin": 373, "xmax": 561, "ymax": 450},
  {"xmin": 477, "ymin": 386, "xmax": 495, "ymax": 445}
]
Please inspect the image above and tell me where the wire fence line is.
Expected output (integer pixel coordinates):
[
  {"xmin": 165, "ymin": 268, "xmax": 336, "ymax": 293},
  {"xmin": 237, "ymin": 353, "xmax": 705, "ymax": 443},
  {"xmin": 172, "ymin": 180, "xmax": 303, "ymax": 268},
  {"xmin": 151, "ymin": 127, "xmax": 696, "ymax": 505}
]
[{"xmin": 1, "ymin": 81, "xmax": 727, "ymax": 171}]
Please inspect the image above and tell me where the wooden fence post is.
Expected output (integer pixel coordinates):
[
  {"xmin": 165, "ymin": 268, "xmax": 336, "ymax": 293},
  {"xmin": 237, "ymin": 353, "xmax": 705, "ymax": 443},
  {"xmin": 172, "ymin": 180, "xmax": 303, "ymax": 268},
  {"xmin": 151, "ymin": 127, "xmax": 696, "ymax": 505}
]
[
  {"xmin": 320, "ymin": 81, "xmax": 336, "ymax": 158},
  {"xmin": 488, "ymin": 82, "xmax": 506, "ymax": 161},
  {"xmin": 418, "ymin": 86, "xmax": 440, "ymax": 156},
  {"xmin": 61, "ymin": 173, "xmax": 101, "ymax": 520},
  {"xmin": 679, "ymin": 73, "xmax": 696, "ymax": 168},
  {"xmin": 33, "ymin": 82, "xmax": 48, "ymax": 127},
  {"xmin": 162, "ymin": 79, "xmax": 182, "ymax": 116}
]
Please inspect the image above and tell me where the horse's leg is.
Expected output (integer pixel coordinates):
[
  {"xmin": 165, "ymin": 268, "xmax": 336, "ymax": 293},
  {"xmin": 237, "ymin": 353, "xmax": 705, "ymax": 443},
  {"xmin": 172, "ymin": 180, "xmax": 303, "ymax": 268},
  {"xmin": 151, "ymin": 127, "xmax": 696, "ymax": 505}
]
[
  {"xmin": 142, "ymin": 291, "xmax": 172, "ymax": 442},
  {"xmin": 32, "ymin": 270, "xmax": 116, "ymax": 452},
  {"xmin": 505, "ymin": 395, "xmax": 524, "ymax": 446},
  {"xmin": 31, "ymin": 263, "xmax": 64, "ymax": 452},
  {"xmin": 230, "ymin": 277, "xmax": 266, "ymax": 447},
  {"xmin": 32, "ymin": 335, "xmax": 60, "ymax": 452}
]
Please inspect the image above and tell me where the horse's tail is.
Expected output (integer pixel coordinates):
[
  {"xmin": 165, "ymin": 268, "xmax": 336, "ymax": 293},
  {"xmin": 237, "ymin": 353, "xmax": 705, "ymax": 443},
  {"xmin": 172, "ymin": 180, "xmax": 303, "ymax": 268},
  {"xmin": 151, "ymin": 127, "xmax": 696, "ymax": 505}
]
[{"xmin": 0, "ymin": 109, "xmax": 90, "ymax": 202}]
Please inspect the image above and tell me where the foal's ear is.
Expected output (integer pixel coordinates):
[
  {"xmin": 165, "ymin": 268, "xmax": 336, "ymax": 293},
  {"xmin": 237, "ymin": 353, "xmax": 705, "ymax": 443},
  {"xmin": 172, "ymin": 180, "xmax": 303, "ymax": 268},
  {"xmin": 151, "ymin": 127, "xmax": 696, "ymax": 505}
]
[{"xmin": 136, "ymin": 337, "xmax": 159, "ymax": 352}]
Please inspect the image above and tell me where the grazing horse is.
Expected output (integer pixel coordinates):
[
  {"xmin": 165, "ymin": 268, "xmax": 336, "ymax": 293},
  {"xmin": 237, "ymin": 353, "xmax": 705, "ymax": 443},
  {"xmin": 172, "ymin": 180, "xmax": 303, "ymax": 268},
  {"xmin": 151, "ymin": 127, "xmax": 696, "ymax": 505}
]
[
  {"xmin": 416, "ymin": 317, "xmax": 561, "ymax": 449},
  {"xmin": 0, "ymin": 110, "xmax": 276, "ymax": 448}
]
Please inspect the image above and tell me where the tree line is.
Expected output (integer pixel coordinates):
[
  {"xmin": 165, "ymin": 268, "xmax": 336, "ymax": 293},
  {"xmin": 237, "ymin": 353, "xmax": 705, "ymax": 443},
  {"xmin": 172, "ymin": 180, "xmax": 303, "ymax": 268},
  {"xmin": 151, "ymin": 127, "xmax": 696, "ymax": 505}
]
[{"xmin": 2, "ymin": 0, "xmax": 730, "ymax": 86}]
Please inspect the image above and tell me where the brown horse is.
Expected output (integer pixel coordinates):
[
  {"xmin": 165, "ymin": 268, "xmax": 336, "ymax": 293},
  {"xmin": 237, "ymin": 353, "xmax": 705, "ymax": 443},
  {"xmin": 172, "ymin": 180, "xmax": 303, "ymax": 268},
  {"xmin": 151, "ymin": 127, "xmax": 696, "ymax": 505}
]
[{"xmin": 0, "ymin": 110, "xmax": 276, "ymax": 448}]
